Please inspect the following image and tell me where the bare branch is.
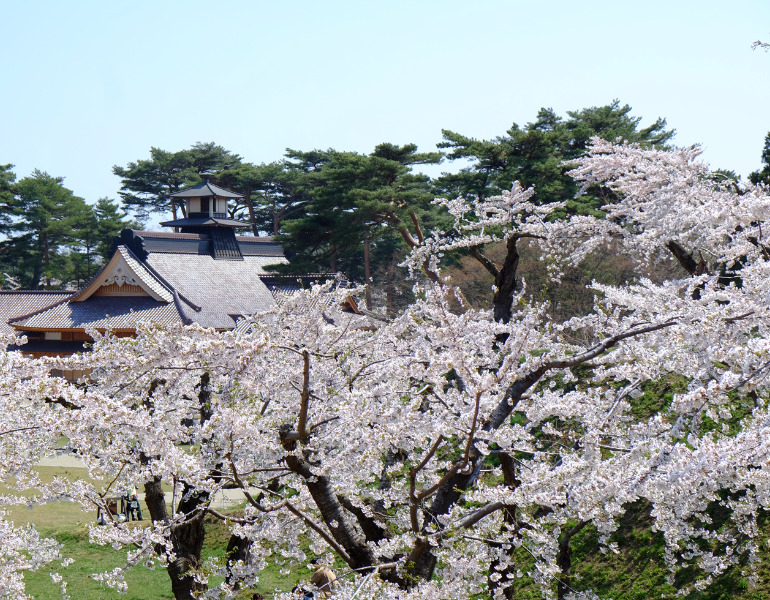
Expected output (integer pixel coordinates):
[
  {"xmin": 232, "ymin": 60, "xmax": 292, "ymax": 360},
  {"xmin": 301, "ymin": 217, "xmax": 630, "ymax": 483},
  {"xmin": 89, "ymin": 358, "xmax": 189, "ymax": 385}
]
[{"xmin": 469, "ymin": 245, "xmax": 499, "ymax": 278}]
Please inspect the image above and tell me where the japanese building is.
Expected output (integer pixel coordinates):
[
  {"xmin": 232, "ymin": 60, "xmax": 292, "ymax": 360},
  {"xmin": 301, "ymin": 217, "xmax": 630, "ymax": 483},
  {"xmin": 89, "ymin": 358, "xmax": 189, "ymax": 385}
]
[{"xmin": 0, "ymin": 179, "xmax": 349, "ymax": 357}]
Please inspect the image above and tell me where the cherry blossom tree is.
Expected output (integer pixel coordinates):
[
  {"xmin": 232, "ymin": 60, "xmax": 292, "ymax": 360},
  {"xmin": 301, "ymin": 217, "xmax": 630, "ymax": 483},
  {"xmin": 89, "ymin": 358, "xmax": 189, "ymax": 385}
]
[{"xmin": 4, "ymin": 138, "xmax": 770, "ymax": 600}]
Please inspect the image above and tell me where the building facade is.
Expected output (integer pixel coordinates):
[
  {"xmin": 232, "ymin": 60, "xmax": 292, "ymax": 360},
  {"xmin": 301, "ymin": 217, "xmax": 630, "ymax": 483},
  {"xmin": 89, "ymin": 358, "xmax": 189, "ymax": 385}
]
[{"xmin": 0, "ymin": 179, "xmax": 324, "ymax": 356}]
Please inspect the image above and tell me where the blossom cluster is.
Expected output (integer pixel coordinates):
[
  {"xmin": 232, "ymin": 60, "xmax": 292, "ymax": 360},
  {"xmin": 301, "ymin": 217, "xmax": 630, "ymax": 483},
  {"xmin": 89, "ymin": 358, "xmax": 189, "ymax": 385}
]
[{"xmin": 3, "ymin": 139, "xmax": 770, "ymax": 599}]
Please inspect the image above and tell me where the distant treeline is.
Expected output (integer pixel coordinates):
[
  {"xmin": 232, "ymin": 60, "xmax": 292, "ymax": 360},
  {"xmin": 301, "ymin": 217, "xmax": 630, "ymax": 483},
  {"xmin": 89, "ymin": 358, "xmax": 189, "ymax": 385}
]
[{"xmin": 6, "ymin": 101, "xmax": 770, "ymax": 307}]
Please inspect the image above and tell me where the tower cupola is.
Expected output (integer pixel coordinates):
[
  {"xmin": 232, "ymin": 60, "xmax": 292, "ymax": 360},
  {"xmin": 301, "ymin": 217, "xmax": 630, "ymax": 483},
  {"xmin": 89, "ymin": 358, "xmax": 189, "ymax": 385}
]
[{"xmin": 159, "ymin": 176, "xmax": 248, "ymax": 260}]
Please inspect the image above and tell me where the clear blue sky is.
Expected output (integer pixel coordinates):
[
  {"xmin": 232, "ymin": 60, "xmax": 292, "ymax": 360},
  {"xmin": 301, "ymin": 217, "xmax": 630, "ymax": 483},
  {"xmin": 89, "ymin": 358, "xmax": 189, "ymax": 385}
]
[{"xmin": 3, "ymin": 0, "xmax": 769, "ymax": 224}]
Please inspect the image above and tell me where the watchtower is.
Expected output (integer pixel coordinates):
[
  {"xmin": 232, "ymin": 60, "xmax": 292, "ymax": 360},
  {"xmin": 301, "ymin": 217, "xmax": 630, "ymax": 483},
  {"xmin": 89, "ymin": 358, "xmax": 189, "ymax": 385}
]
[{"xmin": 160, "ymin": 176, "xmax": 247, "ymax": 260}]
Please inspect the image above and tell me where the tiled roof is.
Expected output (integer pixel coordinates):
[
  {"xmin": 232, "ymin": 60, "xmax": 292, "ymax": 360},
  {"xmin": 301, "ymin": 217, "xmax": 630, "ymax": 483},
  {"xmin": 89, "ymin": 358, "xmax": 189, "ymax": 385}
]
[
  {"xmin": 10, "ymin": 296, "xmax": 182, "ymax": 330},
  {"xmin": 159, "ymin": 217, "xmax": 249, "ymax": 229},
  {"xmin": 0, "ymin": 292, "xmax": 73, "ymax": 335},
  {"xmin": 120, "ymin": 247, "xmax": 175, "ymax": 301},
  {"xmin": 139, "ymin": 233, "xmax": 210, "ymax": 255},
  {"xmin": 146, "ymin": 254, "xmax": 286, "ymax": 329},
  {"xmin": 72, "ymin": 246, "xmax": 173, "ymax": 302},
  {"xmin": 129, "ymin": 230, "xmax": 284, "ymax": 257},
  {"xmin": 211, "ymin": 227, "xmax": 243, "ymax": 260},
  {"xmin": 139, "ymin": 231, "xmax": 207, "ymax": 240},
  {"xmin": 1, "ymin": 230, "xmax": 292, "ymax": 337},
  {"xmin": 170, "ymin": 180, "xmax": 242, "ymax": 199},
  {"xmin": 237, "ymin": 237, "xmax": 285, "ymax": 257}
]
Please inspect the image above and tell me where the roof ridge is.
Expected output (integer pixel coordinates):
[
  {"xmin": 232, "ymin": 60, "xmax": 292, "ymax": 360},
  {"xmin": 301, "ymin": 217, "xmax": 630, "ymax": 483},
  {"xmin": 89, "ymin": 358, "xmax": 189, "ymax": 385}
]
[
  {"xmin": 136, "ymin": 230, "xmax": 209, "ymax": 240},
  {"xmin": 236, "ymin": 236, "xmax": 276, "ymax": 242},
  {"xmin": 169, "ymin": 180, "xmax": 243, "ymax": 199},
  {"xmin": 121, "ymin": 245, "xmax": 177, "ymax": 298},
  {"xmin": 71, "ymin": 246, "xmax": 175, "ymax": 303},
  {"xmin": 0, "ymin": 290, "xmax": 74, "ymax": 295}
]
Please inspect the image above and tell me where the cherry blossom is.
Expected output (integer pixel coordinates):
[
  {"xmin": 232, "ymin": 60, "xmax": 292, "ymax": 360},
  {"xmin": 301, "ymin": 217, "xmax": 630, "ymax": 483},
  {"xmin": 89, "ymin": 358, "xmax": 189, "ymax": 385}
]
[{"xmin": 3, "ymin": 139, "xmax": 770, "ymax": 599}]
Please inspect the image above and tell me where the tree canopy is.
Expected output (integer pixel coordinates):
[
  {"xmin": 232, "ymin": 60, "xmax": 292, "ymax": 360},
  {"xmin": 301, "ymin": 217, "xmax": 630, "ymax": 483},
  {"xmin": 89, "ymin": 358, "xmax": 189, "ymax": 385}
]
[
  {"xmin": 110, "ymin": 103, "xmax": 674, "ymax": 314},
  {"xmin": 436, "ymin": 100, "xmax": 675, "ymax": 216},
  {"xmin": 112, "ymin": 142, "xmax": 242, "ymax": 222},
  {"xmin": 0, "ymin": 167, "xmax": 135, "ymax": 289},
  {"xmin": 6, "ymin": 137, "xmax": 770, "ymax": 600},
  {"xmin": 750, "ymin": 131, "xmax": 770, "ymax": 186}
]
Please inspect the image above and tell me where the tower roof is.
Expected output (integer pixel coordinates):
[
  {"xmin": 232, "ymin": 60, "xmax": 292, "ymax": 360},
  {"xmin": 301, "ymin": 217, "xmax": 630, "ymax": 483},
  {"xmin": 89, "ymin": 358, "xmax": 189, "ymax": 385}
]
[
  {"xmin": 170, "ymin": 180, "xmax": 242, "ymax": 199},
  {"xmin": 159, "ymin": 216, "xmax": 249, "ymax": 229}
]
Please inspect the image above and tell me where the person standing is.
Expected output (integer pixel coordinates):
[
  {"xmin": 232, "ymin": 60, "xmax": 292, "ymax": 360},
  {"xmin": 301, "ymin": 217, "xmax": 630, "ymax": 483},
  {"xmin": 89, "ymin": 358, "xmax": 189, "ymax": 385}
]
[{"xmin": 126, "ymin": 484, "xmax": 143, "ymax": 521}]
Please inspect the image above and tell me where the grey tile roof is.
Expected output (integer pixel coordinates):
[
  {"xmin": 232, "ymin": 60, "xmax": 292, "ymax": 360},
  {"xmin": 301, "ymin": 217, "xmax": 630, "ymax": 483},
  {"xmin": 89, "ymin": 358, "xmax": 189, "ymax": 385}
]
[
  {"xmin": 127, "ymin": 230, "xmax": 285, "ymax": 258},
  {"xmin": 236, "ymin": 236, "xmax": 285, "ymax": 257},
  {"xmin": 170, "ymin": 180, "xmax": 243, "ymax": 199},
  {"xmin": 159, "ymin": 217, "xmax": 249, "ymax": 228},
  {"xmin": 0, "ymin": 292, "xmax": 73, "ymax": 335},
  {"xmin": 145, "ymin": 254, "xmax": 288, "ymax": 329},
  {"xmin": 210, "ymin": 227, "xmax": 243, "ymax": 260},
  {"xmin": 72, "ymin": 246, "xmax": 174, "ymax": 303},
  {"xmin": 2, "ymin": 230, "xmax": 291, "ymax": 337},
  {"xmin": 141, "ymin": 231, "xmax": 207, "ymax": 239},
  {"xmin": 135, "ymin": 231, "xmax": 210, "ymax": 255},
  {"xmin": 10, "ymin": 296, "xmax": 183, "ymax": 330}
]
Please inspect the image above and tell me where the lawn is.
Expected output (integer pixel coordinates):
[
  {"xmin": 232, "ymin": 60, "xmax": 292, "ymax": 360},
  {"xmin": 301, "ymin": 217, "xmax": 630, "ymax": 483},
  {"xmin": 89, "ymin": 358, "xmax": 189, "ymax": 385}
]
[
  {"xmin": 3, "ymin": 466, "xmax": 304, "ymax": 599},
  {"xmin": 8, "ymin": 465, "xmax": 770, "ymax": 599}
]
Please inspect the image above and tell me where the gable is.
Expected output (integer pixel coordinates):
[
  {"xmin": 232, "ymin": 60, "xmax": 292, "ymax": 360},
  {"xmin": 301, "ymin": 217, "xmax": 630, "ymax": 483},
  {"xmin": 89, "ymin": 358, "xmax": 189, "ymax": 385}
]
[{"xmin": 73, "ymin": 247, "xmax": 173, "ymax": 303}]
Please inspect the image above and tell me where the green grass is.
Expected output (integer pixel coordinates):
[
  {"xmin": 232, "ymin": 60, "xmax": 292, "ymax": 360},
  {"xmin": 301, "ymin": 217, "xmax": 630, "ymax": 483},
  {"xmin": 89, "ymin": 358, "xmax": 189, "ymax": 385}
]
[
  {"xmin": 2, "ymin": 466, "xmax": 308, "ymax": 599},
  {"xmin": 8, "ymin": 501, "xmax": 173, "ymax": 599},
  {"xmin": 565, "ymin": 503, "xmax": 770, "ymax": 600},
  {"xmin": 3, "ymin": 465, "xmax": 171, "ymax": 599},
  {"xmin": 12, "ymin": 441, "xmax": 770, "ymax": 598}
]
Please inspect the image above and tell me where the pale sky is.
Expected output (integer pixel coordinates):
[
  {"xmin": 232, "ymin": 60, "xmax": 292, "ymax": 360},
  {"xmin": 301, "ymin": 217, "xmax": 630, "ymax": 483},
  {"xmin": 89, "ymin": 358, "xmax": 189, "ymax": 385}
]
[{"xmin": 3, "ymin": 0, "xmax": 769, "ymax": 225}]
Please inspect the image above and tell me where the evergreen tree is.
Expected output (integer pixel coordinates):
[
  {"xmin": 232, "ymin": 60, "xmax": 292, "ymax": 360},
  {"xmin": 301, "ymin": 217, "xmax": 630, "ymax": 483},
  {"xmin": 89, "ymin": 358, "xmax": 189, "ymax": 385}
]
[
  {"xmin": 0, "ymin": 165, "xmax": 16, "ymax": 235},
  {"xmin": 64, "ymin": 198, "xmax": 138, "ymax": 286},
  {"xmin": 272, "ymin": 144, "xmax": 442, "ymax": 313},
  {"xmin": 113, "ymin": 142, "xmax": 242, "ymax": 222},
  {"xmin": 436, "ymin": 100, "xmax": 675, "ymax": 216},
  {"xmin": 275, "ymin": 148, "xmax": 435, "ymax": 261},
  {"xmin": 213, "ymin": 161, "xmax": 310, "ymax": 236},
  {"xmin": 12, "ymin": 170, "xmax": 91, "ymax": 288},
  {"xmin": 93, "ymin": 198, "xmax": 137, "ymax": 260},
  {"xmin": 749, "ymin": 132, "xmax": 770, "ymax": 186}
]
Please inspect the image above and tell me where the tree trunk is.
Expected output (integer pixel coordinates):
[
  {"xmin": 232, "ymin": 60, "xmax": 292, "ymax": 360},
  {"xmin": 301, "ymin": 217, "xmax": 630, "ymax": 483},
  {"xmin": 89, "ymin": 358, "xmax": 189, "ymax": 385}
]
[
  {"xmin": 364, "ymin": 238, "xmax": 372, "ymax": 310},
  {"xmin": 556, "ymin": 521, "xmax": 588, "ymax": 600},
  {"xmin": 244, "ymin": 187, "xmax": 258, "ymax": 236},
  {"xmin": 283, "ymin": 451, "xmax": 376, "ymax": 570},
  {"xmin": 142, "ymin": 477, "xmax": 207, "ymax": 600},
  {"xmin": 30, "ymin": 235, "xmax": 44, "ymax": 289},
  {"xmin": 273, "ymin": 197, "xmax": 280, "ymax": 237},
  {"xmin": 386, "ymin": 254, "xmax": 396, "ymax": 318},
  {"xmin": 167, "ymin": 487, "xmax": 209, "ymax": 600},
  {"xmin": 43, "ymin": 231, "xmax": 50, "ymax": 268},
  {"xmin": 492, "ymin": 236, "xmax": 520, "ymax": 325},
  {"xmin": 142, "ymin": 373, "xmax": 214, "ymax": 600},
  {"xmin": 171, "ymin": 201, "xmax": 180, "ymax": 233},
  {"xmin": 488, "ymin": 452, "xmax": 520, "ymax": 600},
  {"xmin": 225, "ymin": 534, "xmax": 251, "ymax": 588},
  {"xmin": 556, "ymin": 534, "xmax": 572, "ymax": 600},
  {"xmin": 411, "ymin": 371, "xmax": 545, "ymax": 582}
]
